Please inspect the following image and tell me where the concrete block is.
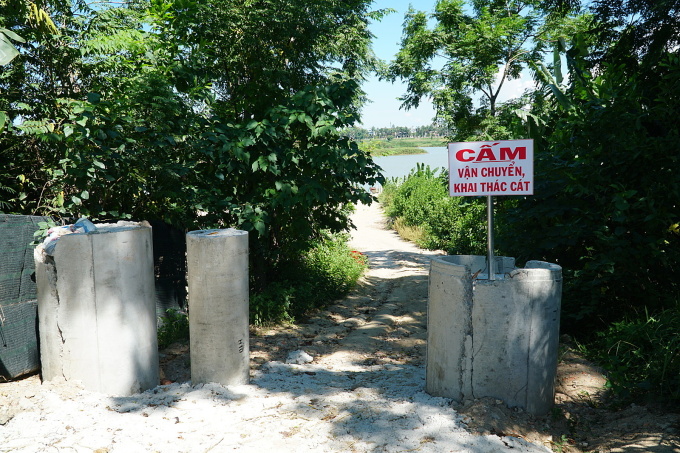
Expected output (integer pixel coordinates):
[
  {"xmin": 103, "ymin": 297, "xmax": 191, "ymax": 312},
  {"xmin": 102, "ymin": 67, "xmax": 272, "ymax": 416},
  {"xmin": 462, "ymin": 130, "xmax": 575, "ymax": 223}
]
[
  {"xmin": 426, "ymin": 255, "xmax": 562, "ymax": 415},
  {"xmin": 187, "ymin": 229, "xmax": 249, "ymax": 386},
  {"xmin": 35, "ymin": 224, "xmax": 158, "ymax": 396}
]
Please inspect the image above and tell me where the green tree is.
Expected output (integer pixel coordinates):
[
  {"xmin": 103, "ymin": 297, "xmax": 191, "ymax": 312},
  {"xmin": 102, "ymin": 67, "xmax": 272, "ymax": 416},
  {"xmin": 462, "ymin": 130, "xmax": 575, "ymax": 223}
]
[
  {"xmin": 146, "ymin": 0, "xmax": 384, "ymax": 285},
  {"xmin": 1, "ymin": 0, "xmax": 384, "ymax": 295},
  {"xmin": 500, "ymin": 1, "xmax": 680, "ymax": 331},
  {"xmin": 151, "ymin": 0, "xmax": 378, "ymax": 120},
  {"xmin": 386, "ymin": 0, "xmax": 583, "ymax": 141},
  {"xmin": 0, "ymin": 1, "xmax": 198, "ymax": 223}
]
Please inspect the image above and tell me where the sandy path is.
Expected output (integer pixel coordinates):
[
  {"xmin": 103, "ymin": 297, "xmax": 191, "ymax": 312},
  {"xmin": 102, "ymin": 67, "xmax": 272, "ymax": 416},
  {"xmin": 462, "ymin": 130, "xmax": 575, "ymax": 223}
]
[{"xmin": 0, "ymin": 202, "xmax": 552, "ymax": 453}]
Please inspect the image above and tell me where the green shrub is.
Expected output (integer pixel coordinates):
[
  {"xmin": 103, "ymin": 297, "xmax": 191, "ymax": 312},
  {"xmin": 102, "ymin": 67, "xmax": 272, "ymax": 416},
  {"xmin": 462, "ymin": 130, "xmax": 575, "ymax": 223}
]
[
  {"xmin": 378, "ymin": 177, "xmax": 400, "ymax": 208},
  {"xmin": 250, "ymin": 283, "xmax": 296, "ymax": 326},
  {"xmin": 383, "ymin": 165, "xmax": 446, "ymax": 224},
  {"xmin": 157, "ymin": 309, "xmax": 190, "ymax": 349},
  {"xmin": 250, "ymin": 233, "xmax": 367, "ymax": 325},
  {"xmin": 291, "ymin": 234, "xmax": 367, "ymax": 313},
  {"xmin": 388, "ymin": 174, "xmax": 443, "ymax": 226},
  {"xmin": 588, "ymin": 307, "xmax": 680, "ymax": 402},
  {"xmin": 420, "ymin": 197, "xmax": 487, "ymax": 255},
  {"xmin": 380, "ymin": 164, "xmax": 488, "ymax": 255}
]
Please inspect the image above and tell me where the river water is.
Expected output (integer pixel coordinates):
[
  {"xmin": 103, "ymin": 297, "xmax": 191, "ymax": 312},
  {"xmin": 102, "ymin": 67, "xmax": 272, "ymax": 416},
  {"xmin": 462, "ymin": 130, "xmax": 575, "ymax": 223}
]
[{"xmin": 373, "ymin": 147, "xmax": 448, "ymax": 184}]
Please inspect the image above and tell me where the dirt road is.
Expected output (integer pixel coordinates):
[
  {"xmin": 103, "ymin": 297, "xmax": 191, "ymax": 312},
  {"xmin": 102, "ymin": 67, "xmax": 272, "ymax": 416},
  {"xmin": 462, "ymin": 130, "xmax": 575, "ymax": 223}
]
[{"xmin": 1, "ymin": 202, "xmax": 678, "ymax": 452}]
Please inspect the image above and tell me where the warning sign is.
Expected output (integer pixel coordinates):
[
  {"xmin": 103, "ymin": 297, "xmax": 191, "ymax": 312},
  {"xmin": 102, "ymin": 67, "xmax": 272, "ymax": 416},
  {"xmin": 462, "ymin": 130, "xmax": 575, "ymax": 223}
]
[{"xmin": 448, "ymin": 139, "xmax": 534, "ymax": 196}]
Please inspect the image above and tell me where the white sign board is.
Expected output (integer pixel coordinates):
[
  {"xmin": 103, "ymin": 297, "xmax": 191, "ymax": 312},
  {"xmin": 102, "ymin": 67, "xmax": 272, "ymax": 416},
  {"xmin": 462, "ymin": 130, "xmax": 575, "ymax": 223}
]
[{"xmin": 448, "ymin": 139, "xmax": 534, "ymax": 196}]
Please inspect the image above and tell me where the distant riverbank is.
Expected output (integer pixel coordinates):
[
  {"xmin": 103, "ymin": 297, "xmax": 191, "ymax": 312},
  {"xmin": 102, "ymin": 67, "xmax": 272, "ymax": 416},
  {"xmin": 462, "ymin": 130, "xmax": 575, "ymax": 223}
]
[{"xmin": 359, "ymin": 137, "xmax": 447, "ymax": 157}]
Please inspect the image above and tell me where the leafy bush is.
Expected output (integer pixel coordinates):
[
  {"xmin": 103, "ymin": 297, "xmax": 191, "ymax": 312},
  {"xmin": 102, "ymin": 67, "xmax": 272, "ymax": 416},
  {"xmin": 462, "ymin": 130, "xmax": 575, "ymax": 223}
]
[
  {"xmin": 296, "ymin": 235, "xmax": 367, "ymax": 306},
  {"xmin": 387, "ymin": 175, "xmax": 438, "ymax": 226},
  {"xmin": 501, "ymin": 47, "xmax": 680, "ymax": 332},
  {"xmin": 587, "ymin": 307, "xmax": 680, "ymax": 402},
  {"xmin": 419, "ymin": 197, "xmax": 487, "ymax": 255},
  {"xmin": 250, "ymin": 283, "xmax": 296, "ymax": 326},
  {"xmin": 380, "ymin": 164, "xmax": 488, "ymax": 255},
  {"xmin": 378, "ymin": 177, "xmax": 400, "ymax": 209},
  {"xmin": 250, "ymin": 233, "xmax": 367, "ymax": 325},
  {"xmin": 157, "ymin": 309, "xmax": 190, "ymax": 349},
  {"xmin": 383, "ymin": 164, "xmax": 447, "ymax": 225}
]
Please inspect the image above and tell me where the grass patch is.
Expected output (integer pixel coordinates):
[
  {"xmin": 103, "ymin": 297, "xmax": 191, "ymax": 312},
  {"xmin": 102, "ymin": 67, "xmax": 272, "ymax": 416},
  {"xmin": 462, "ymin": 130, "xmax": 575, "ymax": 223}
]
[
  {"xmin": 585, "ymin": 307, "xmax": 680, "ymax": 402},
  {"xmin": 157, "ymin": 308, "xmax": 190, "ymax": 348},
  {"xmin": 379, "ymin": 164, "xmax": 487, "ymax": 255},
  {"xmin": 372, "ymin": 147, "xmax": 426, "ymax": 157},
  {"xmin": 383, "ymin": 138, "xmax": 447, "ymax": 148},
  {"xmin": 392, "ymin": 216, "xmax": 427, "ymax": 244},
  {"xmin": 359, "ymin": 138, "xmax": 446, "ymax": 157}
]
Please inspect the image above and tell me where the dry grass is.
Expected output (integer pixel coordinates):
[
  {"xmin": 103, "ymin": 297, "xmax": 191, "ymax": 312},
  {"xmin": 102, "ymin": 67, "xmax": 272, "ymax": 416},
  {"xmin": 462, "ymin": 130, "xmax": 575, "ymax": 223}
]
[{"xmin": 392, "ymin": 217, "xmax": 427, "ymax": 244}]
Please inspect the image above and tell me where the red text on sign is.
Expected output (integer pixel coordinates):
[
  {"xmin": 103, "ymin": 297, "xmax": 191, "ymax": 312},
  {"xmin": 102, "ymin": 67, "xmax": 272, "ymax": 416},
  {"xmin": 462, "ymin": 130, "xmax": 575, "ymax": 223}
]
[{"xmin": 454, "ymin": 146, "xmax": 527, "ymax": 163}]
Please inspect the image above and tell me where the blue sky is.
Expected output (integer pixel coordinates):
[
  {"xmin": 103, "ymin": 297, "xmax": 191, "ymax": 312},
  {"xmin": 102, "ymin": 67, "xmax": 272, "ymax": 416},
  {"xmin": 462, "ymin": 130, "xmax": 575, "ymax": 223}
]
[
  {"xmin": 360, "ymin": 0, "xmax": 439, "ymax": 129},
  {"xmin": 360, "ymin": 0, "xmax": 536, "ymax": 130}
]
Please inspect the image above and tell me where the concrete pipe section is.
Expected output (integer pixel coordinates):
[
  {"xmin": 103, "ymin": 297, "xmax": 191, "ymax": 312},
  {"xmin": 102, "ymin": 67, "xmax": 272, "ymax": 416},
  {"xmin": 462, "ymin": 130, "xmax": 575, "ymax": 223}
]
[
  {"xmin": 35, "ymin": 222, "xmax": 158, "ymax": 396},
  {"xmin": 426, "ymin": 255, "xmax": 562, "ymax": 415},
  {"xmin": 186, "ymin": 228, "xmax": 249, "ymax": 386}
]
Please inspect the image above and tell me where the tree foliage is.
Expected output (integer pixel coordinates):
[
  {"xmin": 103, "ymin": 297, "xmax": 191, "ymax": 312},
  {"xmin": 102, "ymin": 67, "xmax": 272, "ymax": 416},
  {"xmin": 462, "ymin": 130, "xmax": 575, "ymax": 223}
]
[
  {"xmin": 385, "ymin": 0, "xmax": 585, "ymax": 141},
  {"xmin": 500, "ymin": 1, "xmax": 680, "ymax": 331},
  {"xmin": 387, "ymin": 0, "xmax": 680, "ymax": 335},
  {"xmin": 380, "ymin": 164, "xmax": 488, "ymax": 255},
  {"xmin": 0, "ymin": 0, "xmax": 383, "ymax": 290},
  {"xmin": 152, "ymin": 0, "xmax": 377, "ymax": 119}
]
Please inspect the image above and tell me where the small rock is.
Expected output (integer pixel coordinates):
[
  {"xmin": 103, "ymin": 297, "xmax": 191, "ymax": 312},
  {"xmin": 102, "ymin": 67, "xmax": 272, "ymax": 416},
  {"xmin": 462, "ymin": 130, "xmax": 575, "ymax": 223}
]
[{"xmin": 286, "ymin": 350, "xmax": 314, "ymax": 364}]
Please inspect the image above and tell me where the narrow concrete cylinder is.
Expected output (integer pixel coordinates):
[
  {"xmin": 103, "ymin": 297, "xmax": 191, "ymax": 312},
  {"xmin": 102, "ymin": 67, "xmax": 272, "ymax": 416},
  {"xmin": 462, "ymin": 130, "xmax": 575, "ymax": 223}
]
[
  {"xmin": 426, "ymin": 255, "xmax": 562, "ymax": 415},
  {"xmin": 35, "ymin": 224, "xmax": 158, "ymax": 396},
  {"xmin": 187, "ymin": 229, "xmax": 249, "ymax": 386}
]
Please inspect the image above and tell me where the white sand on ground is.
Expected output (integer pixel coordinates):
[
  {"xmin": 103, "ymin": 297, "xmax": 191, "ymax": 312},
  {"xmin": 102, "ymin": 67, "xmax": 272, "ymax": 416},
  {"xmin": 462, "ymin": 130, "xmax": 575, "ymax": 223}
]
[{"xmin": 0, "ymin": 202, "xmax": 551, "ymax": 453}]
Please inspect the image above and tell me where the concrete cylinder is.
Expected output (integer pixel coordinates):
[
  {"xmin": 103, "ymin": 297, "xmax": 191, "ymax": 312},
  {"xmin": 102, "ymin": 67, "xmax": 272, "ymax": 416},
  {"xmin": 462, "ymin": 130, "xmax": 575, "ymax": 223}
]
[
  {"xmin": 426, "ymin": 255, "xmax": 562, "ymax": 415},
  {"xmin": 187, "ymin": 229, "xmax": 249, "ymax": 386},
  {"xmin": 35, "ymin": 224, "xmax": 158, "ymax": 396}
]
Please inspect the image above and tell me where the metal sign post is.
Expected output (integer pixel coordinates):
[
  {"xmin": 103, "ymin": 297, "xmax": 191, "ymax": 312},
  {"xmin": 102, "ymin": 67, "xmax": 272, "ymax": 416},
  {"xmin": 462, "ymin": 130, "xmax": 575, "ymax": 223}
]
[{"xmin": 486, "ymin": 195, "xmax": 496, "ymax": 280}]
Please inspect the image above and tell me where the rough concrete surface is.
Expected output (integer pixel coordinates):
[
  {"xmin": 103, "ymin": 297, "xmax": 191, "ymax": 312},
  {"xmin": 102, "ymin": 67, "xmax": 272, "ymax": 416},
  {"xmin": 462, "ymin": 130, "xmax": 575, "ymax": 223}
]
[
  {"xmin": 187, "ymin": 228, "xmax": 249, "ymax": 386},
  {"xmin": 34, "ymin": 224, "xmax": 158, "ymax": 396},
  {"xmin": 427, "ymin": 255, "xmax": 562, "ymax": 415}
]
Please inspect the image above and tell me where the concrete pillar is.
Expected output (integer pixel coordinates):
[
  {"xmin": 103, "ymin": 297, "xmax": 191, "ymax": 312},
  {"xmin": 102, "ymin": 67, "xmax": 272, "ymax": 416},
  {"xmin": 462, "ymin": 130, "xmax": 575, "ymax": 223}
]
[
  {"xmin": 35, "ymin": 224, "xmax": 158, "ymax": 396},
  {"xmin": 187, "ymin": 229, "xmax": 249, "ymax": 386},
  {"xmin": 426, "ymin": 255, "xmax": 562, "ymax": 415}
]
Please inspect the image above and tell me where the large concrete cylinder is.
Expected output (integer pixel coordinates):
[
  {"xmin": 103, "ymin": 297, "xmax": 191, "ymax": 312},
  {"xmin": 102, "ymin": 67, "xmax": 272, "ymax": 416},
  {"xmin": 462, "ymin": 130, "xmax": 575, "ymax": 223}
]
[
  {"xmin": 426, "ymin": 255, "xmax": 562, "ymax": 415},
  {"xmin": 187, "ymin": 229, "xmax": 249, "ymax": 386},
  {"xmin": 35, "ymin": 224, "xmax": 158, "ymax": 396}
]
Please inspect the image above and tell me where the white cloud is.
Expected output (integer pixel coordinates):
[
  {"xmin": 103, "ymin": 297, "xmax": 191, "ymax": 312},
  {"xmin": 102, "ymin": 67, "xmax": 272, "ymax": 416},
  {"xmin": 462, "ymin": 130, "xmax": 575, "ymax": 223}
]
[{"xmin": 495, "ymin": 69, "xmax": 537, "ymax": 103}]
